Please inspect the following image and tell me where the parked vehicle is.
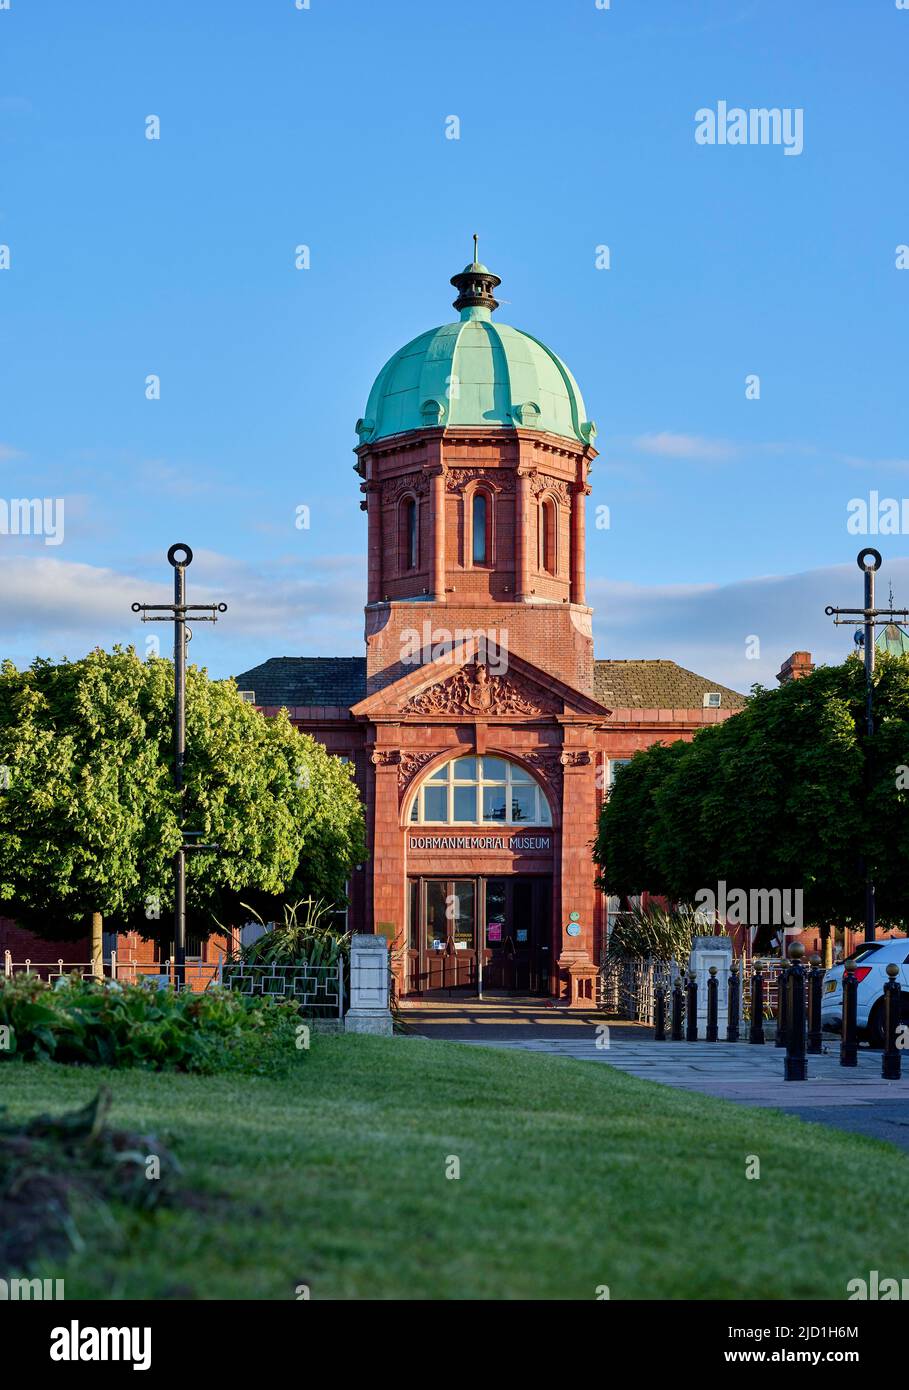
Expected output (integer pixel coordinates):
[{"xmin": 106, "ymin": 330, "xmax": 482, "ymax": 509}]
[{"xmin": 820, "ymin": 940, "xmax": 909, "ymax": 1045}]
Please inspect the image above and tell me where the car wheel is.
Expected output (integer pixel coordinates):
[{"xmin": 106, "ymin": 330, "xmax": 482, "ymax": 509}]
[{"xmin": 867, "ymin": 1002, "xmax": 886, "ymax": 1050}]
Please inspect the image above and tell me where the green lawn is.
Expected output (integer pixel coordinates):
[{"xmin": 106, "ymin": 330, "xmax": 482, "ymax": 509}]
[{"xmin": 1, "ymin": 1034, "xmax": 905, "ymax": 1300}]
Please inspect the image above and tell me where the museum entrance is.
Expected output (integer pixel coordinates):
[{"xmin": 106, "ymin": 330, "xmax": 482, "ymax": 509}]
[{"xmin": 406, "ymin": 875, "xmax": 552, "ymax": 996}]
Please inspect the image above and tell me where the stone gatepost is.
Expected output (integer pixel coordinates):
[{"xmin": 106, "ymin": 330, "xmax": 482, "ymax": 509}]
[
  {"xmin": 345, "ymin": 933, "xmax": 394, "ymax": 1036},
  {"xmin": 688, "ymin": 935, "xmax": 738, "ymax": 1040}
]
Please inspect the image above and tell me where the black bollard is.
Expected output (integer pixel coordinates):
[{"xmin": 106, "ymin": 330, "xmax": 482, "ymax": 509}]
[
  {"xmin": 807, "ymin": 952, "xmax": 824, "ymax": 1055},
  {"xmin": 840, "ymin": 959, "xmax": 858, "ymax": 1067},
  {"xmin": 727, "ymin": 959, "xmax": 740, "ymax": 1043},
  {"xmin": 784, "ymin": 941, "xmax": 807, "ymax": 1081},
  {"xmin": 671, "ymin": 974, "xmax": 684, "ymax": 1041},
  {"xmin": 706, "ymin": 966, "xmax": 719, "ymax": 1042},
  {"xmin": 685, "ymin": 971, "xmax": 698, "ymax": 1041},
  {"xmin": 774, "ymin": 958, "xmax": 790, "ymax": 1048},
  {"xmin": 881, "ymin": 963, "xmax": 902, "ymax": 1081},
  {"xmin": 654, "ymin": 983, "xmax": 667, "ymax": 1042},
  {"xmin": 749, "ymin": 963, "xmax": 765, "ymax": 1045}
]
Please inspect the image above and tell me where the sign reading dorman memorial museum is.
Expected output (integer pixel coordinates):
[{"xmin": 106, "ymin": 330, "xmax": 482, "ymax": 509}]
[{"xmin": 408, "ymin": 833, "xmax": 553, "ymax": 852}]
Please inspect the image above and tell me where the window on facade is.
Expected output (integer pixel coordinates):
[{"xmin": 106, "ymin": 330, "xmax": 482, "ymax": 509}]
[
  {"xmin": 409, "ymin": 755, "xmax": 552, "ymax": 826},
  {"xmin": 472, "ymin": 491, "xmax": 489, "ymax": 565},
  {"xmin": 401, "ymin": 497, "xmax": 418, "ymax": 571},
  {"xmin": 540, "ymin": 498, "xmax": 556, "ymax": 574},
  {"xmin": 607, "ymin": 758, "xmax": 631, "ymax": 792}
]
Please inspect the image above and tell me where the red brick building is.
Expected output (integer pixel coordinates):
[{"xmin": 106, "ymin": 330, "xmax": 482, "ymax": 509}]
[
  {"xmin": 0, "ymin": 254, "xmax": 750, "ymax": 993},
  {"xmin": 234, "ymin": 254, "xmax": 747, "ymax": 1003}
]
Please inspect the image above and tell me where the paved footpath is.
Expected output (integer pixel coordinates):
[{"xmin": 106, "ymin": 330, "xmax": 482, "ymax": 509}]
[{"xmin": 405, "ymin": 1000, "xmax": 909, "ymax": 1151}]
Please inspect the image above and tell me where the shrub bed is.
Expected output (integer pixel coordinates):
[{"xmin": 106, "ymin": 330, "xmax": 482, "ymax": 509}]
[{"xmin": 0, "ymin": 974, "xmax": 302, "ymax": 1073}]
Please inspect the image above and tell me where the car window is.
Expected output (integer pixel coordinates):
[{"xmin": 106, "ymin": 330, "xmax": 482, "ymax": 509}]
[{"xmin": 852, "ymin": 944, "xmax": 884, "ymax": 961}]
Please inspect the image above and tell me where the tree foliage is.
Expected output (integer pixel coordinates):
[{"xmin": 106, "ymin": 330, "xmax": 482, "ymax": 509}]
[
  {"xmin": 0, "ymin": 648, "xmax": 366, "ymax": 941},
  {"xmin": 594, "ymin": 654, "xmax": 909, "ymax": 930}
]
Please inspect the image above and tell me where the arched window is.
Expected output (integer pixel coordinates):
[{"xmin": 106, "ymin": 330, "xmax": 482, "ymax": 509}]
[
  {"xmin": 539, "ymin": 497, "xmax": 556, "ymax": 574},
  {"xmin": 401, "ymin": 496, "xmax": 418, "ymax": 571},
  {"xmin": 409, "ymin": 755, "xmax": 552, "ymax": 826},
  {"xmin": 471, "ymin": 490, "xmax": 489, "ymax": 565}
]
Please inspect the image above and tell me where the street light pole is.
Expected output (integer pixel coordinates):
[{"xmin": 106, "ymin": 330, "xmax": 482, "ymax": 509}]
[
  {"xmin": 825, "ymin": 547, "xmax": 909, "ymax": 942},
  {"xmin": 132, "ymin": 543, "xmax": 226, "ymax": 980}
]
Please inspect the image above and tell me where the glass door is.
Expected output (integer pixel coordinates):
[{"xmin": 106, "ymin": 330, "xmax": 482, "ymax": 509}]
[
  {"xmin": 480, "ymin": 878, "xmax": 551, "ymax": 994},
  {"xmin": 422, "ymin": 879, "xmax": 477, "ymax": 991}
]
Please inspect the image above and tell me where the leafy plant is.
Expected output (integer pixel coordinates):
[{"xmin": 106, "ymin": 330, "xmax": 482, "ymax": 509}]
[
  {"xmin": 236, "ymin": 897, "xmax": 350, "ymax": 970},
  {"xmin": 0, "ymin": 973, "xmax": 301, "ymax": 1074},
  {"xmin": 605, "ymin": 901, "xmax": 719, "ymax": 963}
]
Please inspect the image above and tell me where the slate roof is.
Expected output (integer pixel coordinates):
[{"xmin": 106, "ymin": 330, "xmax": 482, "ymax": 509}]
[
  {"xmin": 232, "ymin": 657, "xmax": 367, "ymax": 707},
  {"xmin": 231, "ymin": 654, "xmax": 747, "ymax": 713},
  {"xmin": 593, "ymin": 660, "xmax": 747, "ymax": 710}
]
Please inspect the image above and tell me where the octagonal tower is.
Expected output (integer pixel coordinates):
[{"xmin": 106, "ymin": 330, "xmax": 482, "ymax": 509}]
[{"xmin": 355, "ymin": 250, "xmax": 599, "ymax": 695}]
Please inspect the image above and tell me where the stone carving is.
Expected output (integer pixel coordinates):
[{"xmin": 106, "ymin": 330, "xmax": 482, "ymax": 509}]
[
  {"xmin": 403, "ymin": 662, "xmax": 561, "ymax": 717},
  {"xmin": 530, "ymin": 474, "xmax": 571, "ymax": 505},
  {"xmin": 397, "ymin": 751, "xmax": 437, "ymax": 792},
  {"xmin": 383, "ymin": 472, "xmax": 429, "ymax": 504},
  {"xmin": 559, "ymin": 749, "xmax": 593, "ymax": 768},
  {"xmin": 523, "ymin": 749, "xmax": 564, "ymax": 787},
  {"xmin": 370, "ymin": 748, "xmax": 401, "ymax": 768},
  {"xmin": 445, "ymin": 468, "xmax": 515, "ymax": 494}
]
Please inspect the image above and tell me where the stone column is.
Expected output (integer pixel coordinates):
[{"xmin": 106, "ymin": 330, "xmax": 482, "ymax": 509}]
[
  {"xmin": 427, "ymin": 454, "xmax": 446, "ymax": 602},
  {"xmin": 570, "ymin": 481, "xmax": 589, "ymax": 606},
  {"xmin": 363, "ymin": 479, "xmax": 382, "ymax": 605},
  {"xmin": 345, "ymin": 934, "xmax": 393, "ymax": 1035},
  {"xmin": 689, "ymin": 936, "xmax": 736, "ymax": 1039},
  {"xmin": 555, "ymin": 747, "xmax": 598, "ymax": 1005},
  {"xmin": 515, "ymin": 468, "xmax": 533, "ymax": 600},
  {"xmin": 369, "ymin": 745, "xmax": 406, "ymax": 992}
]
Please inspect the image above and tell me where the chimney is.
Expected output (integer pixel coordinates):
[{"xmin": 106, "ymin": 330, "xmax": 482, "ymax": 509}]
[{"xmin": 777, "ymin": 651, "xmax": 814, "ymax": 684}]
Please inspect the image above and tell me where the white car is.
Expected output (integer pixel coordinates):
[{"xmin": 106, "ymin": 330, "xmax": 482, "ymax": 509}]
[{"xmin": 820, "ymin": 940, "xmax": 909, "ymax": 1046}]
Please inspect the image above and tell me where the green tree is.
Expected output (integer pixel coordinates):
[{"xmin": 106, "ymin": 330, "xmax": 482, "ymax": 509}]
[
  {"xmin": 595, "ymin": 654, "xmax": 909, "ymax": 936},
  {"xmin": 0, "ymin": 649, "xmax": 366, "ymax": 964}
]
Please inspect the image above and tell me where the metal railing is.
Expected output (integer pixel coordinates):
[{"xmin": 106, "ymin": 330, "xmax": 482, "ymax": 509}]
[{"xmin": 2, "ymin": 950, "xmax": 345, "ymax": 1018}]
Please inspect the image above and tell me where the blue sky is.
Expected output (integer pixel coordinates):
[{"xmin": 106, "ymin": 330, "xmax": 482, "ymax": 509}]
[{"xmin": 1, "ymin": 0, "xmax": 907, "ymax": 691}]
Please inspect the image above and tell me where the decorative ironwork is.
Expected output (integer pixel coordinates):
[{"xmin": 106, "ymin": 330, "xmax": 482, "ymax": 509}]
[
  {"xmin": 131, "ymin": 543, "xmax": 226, "ymax": 975},
  {"xmin": 221, "ymin": 962, "xmax": 344, "ymax": 1017}
]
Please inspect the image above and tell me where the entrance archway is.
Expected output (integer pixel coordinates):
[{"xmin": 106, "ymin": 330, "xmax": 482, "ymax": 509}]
[{"xmin": 403, "ymin": 753, "xmax": 555, "ymax": 997}]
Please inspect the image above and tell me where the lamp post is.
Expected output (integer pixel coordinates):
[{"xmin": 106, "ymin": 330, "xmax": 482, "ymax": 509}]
[
  {"xmin": 132, "ymin": 544, "xmax": 226, "ymax": 980},
  {"xmin": 825, "ymin": 549, "xmax": 909, "ymax": 942}
]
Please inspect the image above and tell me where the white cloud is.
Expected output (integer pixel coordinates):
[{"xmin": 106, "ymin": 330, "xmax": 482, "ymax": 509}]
[
  {"xmin": 632, "ymin": 432, "xmax": 740, "ymax": 461},
  {"xmin": 590, "ymin": 557, "xmax": 909, "ymax": 692},
  {"xmin": 1, "ymin": 550, "xmax": 906, "ymax": 695},
  {"xmin": 0, "ymin": 550, "xmax": 366, "ymax": 673}
]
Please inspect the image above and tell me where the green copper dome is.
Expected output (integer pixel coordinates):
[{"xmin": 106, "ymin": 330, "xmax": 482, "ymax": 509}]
[{"xmin": 356, "ymin": 250, "xmax": 596, "ymax": 448}]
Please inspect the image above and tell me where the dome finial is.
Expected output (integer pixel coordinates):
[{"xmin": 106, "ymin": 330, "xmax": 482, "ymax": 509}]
[{"xmin": 451, "ymin": 239, "xmax": 501, "ymax": 317}]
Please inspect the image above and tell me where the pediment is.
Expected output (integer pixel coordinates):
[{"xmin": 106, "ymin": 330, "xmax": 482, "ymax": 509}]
[{"xmin": 351, "ymin": 645, "xmax": 611, "ymax": 721}]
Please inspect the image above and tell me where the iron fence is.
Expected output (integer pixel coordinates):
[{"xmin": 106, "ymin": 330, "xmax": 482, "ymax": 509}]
[
  {"xmin": 2, "ymin": 950, "xmax": 345, "ymax": 1018},
  {"xmin": 599, "ymin": 957, "xmax": 677, "ymax": 1023}
]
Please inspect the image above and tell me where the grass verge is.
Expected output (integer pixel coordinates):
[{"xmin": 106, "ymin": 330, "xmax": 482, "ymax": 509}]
[{"xmin": 1, "ymin": 1034, "xmax": 904, "ymax": 1299}]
